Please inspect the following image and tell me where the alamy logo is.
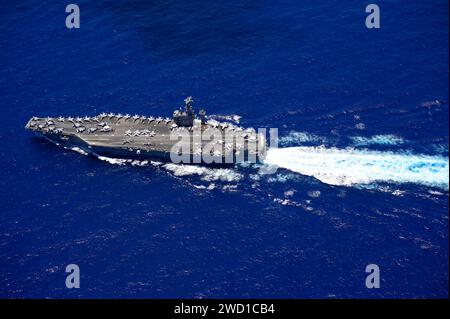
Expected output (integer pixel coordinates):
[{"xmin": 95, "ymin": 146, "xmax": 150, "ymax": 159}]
[
  {"xmin": 65, "ymin": 264, "xmax": 80, "ymax": 288},
  {"xmin": 365, "ymin": 4, "xmax": 380, "ymax": 29},
  {"xmin": 365, "ymin": 264, "xmax": 380, "ymax": 289},
  {"xmin": 169, "ymin": 126, "xmax": 278, "ymax": 166},
  {"xmin": 65, "ymin": 4, "xmax": 80, "ymax": 29}
]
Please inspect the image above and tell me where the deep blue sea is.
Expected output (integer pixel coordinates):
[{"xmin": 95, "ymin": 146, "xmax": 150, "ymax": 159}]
[{"xmin": 0, "ymin": 0, "xmax": 448, "ymax": 298}]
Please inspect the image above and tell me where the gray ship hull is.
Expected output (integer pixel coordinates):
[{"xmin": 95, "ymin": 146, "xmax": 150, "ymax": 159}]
[{"xmin": 25, "ymin": 113, "xmax": 266, "ymax": 166}]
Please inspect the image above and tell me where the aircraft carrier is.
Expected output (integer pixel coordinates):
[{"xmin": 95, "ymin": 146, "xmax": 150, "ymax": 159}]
[{"xmin": 25, "ymin": 97, "xmax": 266, "ymax": 166}]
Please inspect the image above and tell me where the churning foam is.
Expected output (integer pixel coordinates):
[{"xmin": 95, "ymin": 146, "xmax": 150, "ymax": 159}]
[
  {"xmin": 278, "ymin": 131, "xmax": 326, "ymax": 146},
  {"xmin": 350, "ymin": 134, "xmax": 405, "ymax": 146},
  {"xmin": 163, "ymin": 163, "xmax": 242, "ymax": 182},
  {"xmin": 264, "ymin": 146, "xmax": 449, "ymax": 189}
]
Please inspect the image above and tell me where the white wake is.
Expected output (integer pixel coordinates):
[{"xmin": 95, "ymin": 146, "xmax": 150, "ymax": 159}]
[{"xmin": 264, "ymin": 146, "xmax": 449, "ymax": 189}]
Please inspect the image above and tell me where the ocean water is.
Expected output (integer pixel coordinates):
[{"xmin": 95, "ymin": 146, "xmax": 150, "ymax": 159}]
[{"xmin": 0, "ymin": 0, "xmax": 448, "ymax": 298}]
